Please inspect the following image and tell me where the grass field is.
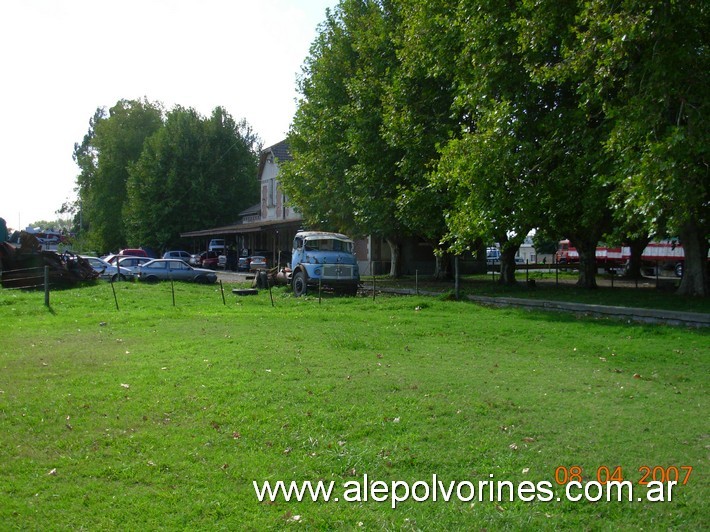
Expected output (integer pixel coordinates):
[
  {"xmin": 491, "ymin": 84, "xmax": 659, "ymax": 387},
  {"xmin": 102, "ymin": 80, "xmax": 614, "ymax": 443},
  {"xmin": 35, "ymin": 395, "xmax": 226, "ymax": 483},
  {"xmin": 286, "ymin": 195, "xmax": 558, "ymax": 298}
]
[{"xmin": 1, "ymin": 282, "xmax": 708, "ymax": 529}]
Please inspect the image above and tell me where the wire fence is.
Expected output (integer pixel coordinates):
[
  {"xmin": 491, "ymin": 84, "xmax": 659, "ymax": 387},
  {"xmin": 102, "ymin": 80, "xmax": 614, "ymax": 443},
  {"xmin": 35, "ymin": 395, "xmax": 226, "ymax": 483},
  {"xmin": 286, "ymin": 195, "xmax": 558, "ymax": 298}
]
[
  {"xmin": 1, "ymin": 265, "xmax": 51, "ymax": 306},
  {"xmin": 0, "ymin": 265, "xmax": 46, "ymax": 290},
  {"xmin": 1, "ymin": 263, "xmax": 231, "ymax": 311},
  {"xmin": 1, "ymin": 256, "xmax": 683, "ymax": 311},
  {"xmin": 361, "ymin": 257, "xmax": 681, "ymax": 295}
]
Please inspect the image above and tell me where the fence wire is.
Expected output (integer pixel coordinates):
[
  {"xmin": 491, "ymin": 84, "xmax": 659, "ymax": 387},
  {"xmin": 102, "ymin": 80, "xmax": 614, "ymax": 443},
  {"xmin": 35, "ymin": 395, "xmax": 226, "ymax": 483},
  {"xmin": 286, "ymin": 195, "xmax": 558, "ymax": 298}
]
[{"xmin": 1, "ymin": 265, "xmax": 50, "ymax": 291}]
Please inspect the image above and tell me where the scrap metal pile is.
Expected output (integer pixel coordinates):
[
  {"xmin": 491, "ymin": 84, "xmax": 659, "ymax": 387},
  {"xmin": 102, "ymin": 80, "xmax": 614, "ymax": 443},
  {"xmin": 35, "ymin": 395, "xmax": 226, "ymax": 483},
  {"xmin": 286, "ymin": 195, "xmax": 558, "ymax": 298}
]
[{"xmin": 0, "ymin": 232, "xmax": 98, "ymax": 289}]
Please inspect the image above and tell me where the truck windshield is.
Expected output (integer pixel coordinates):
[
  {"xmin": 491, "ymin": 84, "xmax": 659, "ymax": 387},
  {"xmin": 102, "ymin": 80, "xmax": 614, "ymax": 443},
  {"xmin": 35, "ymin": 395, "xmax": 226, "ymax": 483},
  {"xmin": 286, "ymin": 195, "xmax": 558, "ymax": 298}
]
[{"xmin": 304, "ymin": 238, "xmax": 352, "ymax": 253}]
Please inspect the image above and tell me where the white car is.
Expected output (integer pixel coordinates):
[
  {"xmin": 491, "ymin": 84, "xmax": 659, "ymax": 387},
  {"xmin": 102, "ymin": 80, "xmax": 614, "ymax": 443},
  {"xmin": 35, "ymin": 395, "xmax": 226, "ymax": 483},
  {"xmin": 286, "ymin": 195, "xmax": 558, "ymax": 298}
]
[
  {"xmin": 209, "ymin": 239, "xmax": 226, "ymax": 254},
  {"xmin": 163, "ymin": 250, "xmax": 192, "ymax": 260},
  {"xmin": 116, "ymin": 255, "xmax": 152, "ymax": 274},
  {"xmin": 82, "ymin": 256, "xmax": 135, "ymax": 282}
]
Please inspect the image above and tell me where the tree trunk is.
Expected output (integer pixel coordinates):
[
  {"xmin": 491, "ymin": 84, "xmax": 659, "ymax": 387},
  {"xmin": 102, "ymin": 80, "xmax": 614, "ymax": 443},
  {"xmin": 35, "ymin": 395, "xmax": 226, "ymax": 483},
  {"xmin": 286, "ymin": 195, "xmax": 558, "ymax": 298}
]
[
  {"xmin": 433, "ymin": 251, "xmax": 449, "ymax": 280},
  {"xmin": 498, "ymin": 244, "xmax": 520, "ymax": 285},
  {"xmin": 385, "ymin": 237, "xmax": 401, "ymax": 278},
  {"xmin": 625, "ymin": 236, "xmax": 651, "ymax": 279},
  {"xmin": 573, "ymin": 237, "xmax": 598, "ymax": 289},
  {"xmin": 677, "ymin": 224, "xmax": 709, "ymax": 296}
]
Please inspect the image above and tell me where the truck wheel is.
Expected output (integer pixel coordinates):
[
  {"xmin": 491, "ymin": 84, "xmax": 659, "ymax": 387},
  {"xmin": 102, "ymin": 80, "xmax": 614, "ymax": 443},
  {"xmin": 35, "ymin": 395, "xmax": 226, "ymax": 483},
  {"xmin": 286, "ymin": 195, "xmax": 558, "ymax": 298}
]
[
  {"xmin": 675, "ymin": 262, "xmax": 683, "ymax": 278},
  {"xmin": 293, "ymin": 271, "xmax": 308, "ymax": 297}
]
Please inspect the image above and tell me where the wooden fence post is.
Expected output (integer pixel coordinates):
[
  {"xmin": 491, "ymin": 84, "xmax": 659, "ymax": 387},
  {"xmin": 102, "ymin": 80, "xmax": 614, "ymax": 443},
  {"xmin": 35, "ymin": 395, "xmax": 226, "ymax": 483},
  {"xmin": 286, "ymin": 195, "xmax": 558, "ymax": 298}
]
[{"xmin": 44, "ymin": 266, "xmax": 50, "ymax": 307}]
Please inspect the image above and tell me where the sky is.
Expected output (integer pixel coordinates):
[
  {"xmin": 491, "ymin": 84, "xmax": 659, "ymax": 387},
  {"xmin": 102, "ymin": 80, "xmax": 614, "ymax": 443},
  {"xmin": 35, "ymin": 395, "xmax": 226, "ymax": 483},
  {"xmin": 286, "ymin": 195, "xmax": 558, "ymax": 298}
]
[{"xmin": 0, "ymin": 0, "xmax": 337, "ymax": 230}]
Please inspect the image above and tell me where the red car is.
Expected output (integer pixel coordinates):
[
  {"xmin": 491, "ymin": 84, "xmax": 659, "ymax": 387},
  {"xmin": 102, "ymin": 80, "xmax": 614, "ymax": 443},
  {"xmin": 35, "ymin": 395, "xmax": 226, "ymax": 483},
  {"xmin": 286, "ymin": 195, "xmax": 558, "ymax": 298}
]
[{"xmin": 191, "ymin": 251, "xmax": 220, "ymax": 269}]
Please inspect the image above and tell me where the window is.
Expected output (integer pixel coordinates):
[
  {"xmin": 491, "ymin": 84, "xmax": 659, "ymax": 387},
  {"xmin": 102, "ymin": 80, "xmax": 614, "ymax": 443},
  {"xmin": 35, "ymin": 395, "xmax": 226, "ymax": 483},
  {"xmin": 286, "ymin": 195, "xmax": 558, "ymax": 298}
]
[{"xmin": 267, "ymin": 179, "xmax": 275, "ymax": 207}]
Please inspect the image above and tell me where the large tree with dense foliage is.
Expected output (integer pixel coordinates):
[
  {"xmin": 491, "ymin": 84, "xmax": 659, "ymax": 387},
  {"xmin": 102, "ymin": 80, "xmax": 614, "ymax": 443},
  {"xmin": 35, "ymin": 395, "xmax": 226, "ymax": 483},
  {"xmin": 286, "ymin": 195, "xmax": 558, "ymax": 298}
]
[
  {"xmin": 562, "ymin": 0, "xmax": 709, "ymax": 296},
  {"xmin": 73, "ymin": 99, "xmax": 163, "ymax": 252},
  {"xmin": 384, "ymin": 0, "xmax": 460, "ymax": 278},
  {"xmin": 420, "ymin": 0, "xmax": 547, "ymax": 285},
  {"xmin": 124, "ymin": 106, "xmax": 259, "ymax": 250},
  {"xmin": 415, "ymin": 0, "xmax": 613, "ymax": 287},
  {"xmin": 508, "ymin": 0, "xmax": 616, "ymax": 289},
  {"xmin": 281, "ymin": 0, "xmax": 409, "ymax": 276}
]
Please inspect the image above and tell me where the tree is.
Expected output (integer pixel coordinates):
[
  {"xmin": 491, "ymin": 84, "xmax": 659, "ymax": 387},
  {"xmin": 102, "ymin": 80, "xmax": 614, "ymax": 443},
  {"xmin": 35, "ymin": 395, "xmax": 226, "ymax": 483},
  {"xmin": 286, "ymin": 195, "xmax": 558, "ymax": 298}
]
[
  {"xmin": 564, "ymin": 0, "xmax": 709, "ymax": 295},
  {"xmin": 384, "ymin": 0, "xmax": 460, "ymax": 278},
  {"xmin": 434, "ymin": 101, "xmax": 540, "ymax": 285},
  {"xmin": 511, "ymin": 0, "xmax": 615, "ymax": 288},
  {"xmin": 280, "ymin": 5, "xmax": 359, "ymax": 234},
  {"xmin": 282, "ymin": 0, "xmax": 408, "ymax": 276},
  {"xmin": 422, "ymin": 0, "xmax": 549, "ymax": 285},
  {"xmin": 124, "ymin": 106, "xmax": 259, "ymax": 250},
  {"xmin": 73, "ymin": 99, "xmax": 164, "ymax": 252}
]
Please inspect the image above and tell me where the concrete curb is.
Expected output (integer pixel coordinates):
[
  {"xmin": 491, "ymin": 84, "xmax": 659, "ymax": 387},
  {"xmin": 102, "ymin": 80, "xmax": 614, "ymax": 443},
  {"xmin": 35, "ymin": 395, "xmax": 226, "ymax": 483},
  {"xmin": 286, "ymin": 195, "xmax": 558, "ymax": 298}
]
[{"xmin": 466, "ymin": 295, "xmax": 710, "ymax": 328}]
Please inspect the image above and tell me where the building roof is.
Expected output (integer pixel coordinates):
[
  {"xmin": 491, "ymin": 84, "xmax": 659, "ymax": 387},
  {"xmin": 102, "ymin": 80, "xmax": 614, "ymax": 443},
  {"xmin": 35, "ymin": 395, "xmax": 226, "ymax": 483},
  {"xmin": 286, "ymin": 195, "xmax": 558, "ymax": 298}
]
[
  {"xmin": 258, "ymin": 139, "xmax": 291, "ymax": 179},
  {"xmin": 238, "ymin": 203, "xmax": 261, "ymax": 217},
  {"xmin": 267, "ymin": 139, "xmax": 292, "ymax": 162}
]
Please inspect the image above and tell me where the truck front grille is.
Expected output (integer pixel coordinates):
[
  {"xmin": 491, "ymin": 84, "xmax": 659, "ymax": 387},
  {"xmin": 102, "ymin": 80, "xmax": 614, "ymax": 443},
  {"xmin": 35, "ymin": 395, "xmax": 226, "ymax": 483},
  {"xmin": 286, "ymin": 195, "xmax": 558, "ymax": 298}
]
[{"xmin": 322, "ymin": 264, "xmax": 355, "ymax": 279}]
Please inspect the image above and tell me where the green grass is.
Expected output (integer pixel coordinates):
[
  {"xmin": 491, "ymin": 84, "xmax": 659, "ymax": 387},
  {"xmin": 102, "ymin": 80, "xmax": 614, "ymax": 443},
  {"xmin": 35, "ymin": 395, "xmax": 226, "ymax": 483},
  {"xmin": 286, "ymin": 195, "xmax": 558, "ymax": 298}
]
[{"xmin": 0, "ymin": 282, "xmax": 708, "ymax": 529}]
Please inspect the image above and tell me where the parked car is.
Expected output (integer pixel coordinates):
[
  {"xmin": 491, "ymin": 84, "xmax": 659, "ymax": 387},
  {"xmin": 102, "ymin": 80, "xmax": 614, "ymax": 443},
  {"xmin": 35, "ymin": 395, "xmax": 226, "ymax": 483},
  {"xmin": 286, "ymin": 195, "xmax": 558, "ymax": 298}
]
[
  {"xmin": 119, "ymin": 248, "xmax": 148, "ymax": 258},
  {"xmin": 237, "ymin": 255, "xmax": 249, "ymax": 271},
  {"xmin": 137, "ymin": 259, "xmax": 217, "ymax": 284},
  {"xmin": 82, "ymin": 256, "xmax": 135, "ymax": 282},
  {"xmin": 163, "ymin": 250, "xmax": 192, "ymax": 260},
  {"xmin": 116, "ymin": 255, "xmax": 151, "ymax": 274},
  {"xmin": 102, "ymin": 253, "xmax": 120, "ymax": 265},
  {"xmin": 189, "ymin": 251, "xmax": 220, "ymax": 269},
  {"xmin": 208, "ymin": 239, "xmax": 226, "ymax": 254},
  {"xmin": 248, "ymin": 255, "xmax": 268, "ymax": 271},
  {"xmin": 486, "ymin": 247, "xmax": 501, "ymax": 265}
]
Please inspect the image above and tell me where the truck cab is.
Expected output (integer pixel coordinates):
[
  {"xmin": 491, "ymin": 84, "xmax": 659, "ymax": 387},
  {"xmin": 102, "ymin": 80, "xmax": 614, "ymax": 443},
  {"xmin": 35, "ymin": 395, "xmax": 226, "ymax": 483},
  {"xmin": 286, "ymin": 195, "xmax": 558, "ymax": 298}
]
[{"xmin": 290, "ymin": 231, "xmax": 360, "ymax": 296}]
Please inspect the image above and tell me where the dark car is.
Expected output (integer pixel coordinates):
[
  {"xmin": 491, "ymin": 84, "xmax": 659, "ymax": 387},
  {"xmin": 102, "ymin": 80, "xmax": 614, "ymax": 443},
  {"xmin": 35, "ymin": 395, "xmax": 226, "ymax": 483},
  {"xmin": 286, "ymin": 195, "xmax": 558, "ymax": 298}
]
[{"xmin": 137, "ymin": 259, "xmax": 217, "ymax": 284}]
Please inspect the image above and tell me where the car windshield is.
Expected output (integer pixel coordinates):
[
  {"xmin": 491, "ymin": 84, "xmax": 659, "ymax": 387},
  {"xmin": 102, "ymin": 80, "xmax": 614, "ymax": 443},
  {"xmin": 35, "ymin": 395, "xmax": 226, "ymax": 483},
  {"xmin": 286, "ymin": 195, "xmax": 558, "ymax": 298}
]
[{"xmin": 304, "ymin": 238, "xmax": 352, "ymax": 253}]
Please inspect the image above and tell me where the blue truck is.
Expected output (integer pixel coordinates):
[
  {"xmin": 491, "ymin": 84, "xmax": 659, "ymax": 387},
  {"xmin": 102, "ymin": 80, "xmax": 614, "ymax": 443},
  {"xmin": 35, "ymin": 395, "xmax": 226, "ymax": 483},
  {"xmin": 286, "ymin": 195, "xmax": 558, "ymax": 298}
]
[{"xmin": 291, "ymin": 231, "xmax": 360, "ymax": 296}]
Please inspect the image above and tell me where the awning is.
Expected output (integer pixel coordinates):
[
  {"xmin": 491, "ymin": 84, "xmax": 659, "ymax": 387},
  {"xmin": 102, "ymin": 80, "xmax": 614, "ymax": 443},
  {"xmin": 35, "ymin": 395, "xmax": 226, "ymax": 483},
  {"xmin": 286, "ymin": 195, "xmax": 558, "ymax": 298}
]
[{"xmin": 180, "ymin": 217, "xmax": 303, "ymax": 239}]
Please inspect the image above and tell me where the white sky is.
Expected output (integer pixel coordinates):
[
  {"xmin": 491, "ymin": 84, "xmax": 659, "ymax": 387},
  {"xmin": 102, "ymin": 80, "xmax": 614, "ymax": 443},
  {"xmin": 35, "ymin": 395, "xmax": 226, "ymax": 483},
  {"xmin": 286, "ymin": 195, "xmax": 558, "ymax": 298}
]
[{"xmin": 0, "ymin": 0, "xmax": 336, "ymax": 230}]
